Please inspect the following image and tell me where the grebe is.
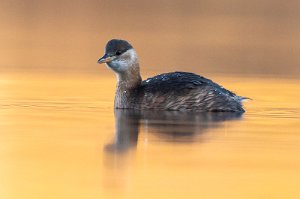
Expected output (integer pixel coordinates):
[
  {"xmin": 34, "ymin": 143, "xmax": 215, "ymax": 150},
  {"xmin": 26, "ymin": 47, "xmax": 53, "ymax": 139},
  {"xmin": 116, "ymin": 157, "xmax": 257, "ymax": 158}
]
[{"xmin": 98, "ymin": 39, "xmax": 246, "ymax": 112}]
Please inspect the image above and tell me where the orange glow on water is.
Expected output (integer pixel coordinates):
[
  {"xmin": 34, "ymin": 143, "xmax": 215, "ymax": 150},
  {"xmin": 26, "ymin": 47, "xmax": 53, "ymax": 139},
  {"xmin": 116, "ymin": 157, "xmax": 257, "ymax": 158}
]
[{"xmin": 0, "ymin": 73, "xmax": 299, "ymax": 199}]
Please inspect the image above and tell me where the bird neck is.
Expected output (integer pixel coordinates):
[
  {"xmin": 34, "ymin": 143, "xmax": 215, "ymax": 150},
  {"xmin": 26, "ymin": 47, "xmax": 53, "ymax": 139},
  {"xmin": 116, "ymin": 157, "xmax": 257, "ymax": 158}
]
[{"xmin": 116, "ymin": 62, "xmax": 142, "ymax": 91}]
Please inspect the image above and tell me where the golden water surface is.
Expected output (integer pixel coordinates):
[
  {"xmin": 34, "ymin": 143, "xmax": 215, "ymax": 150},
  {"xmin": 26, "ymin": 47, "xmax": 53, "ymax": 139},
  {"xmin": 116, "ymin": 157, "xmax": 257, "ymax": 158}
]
[
  {"xmin": 1, "ymin": 0, "xmax": 300, "ymax": 198},
  {"xmin": 0, "ymin": 73, "xmax": 300, "ymax": 199}
]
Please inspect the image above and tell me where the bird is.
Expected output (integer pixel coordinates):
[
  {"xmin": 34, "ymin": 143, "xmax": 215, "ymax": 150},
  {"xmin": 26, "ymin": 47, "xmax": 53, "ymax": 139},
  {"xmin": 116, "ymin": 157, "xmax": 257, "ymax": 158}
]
[{"xmin": 97, "ymin": 39, "xmax": 247, "ymax": 112}]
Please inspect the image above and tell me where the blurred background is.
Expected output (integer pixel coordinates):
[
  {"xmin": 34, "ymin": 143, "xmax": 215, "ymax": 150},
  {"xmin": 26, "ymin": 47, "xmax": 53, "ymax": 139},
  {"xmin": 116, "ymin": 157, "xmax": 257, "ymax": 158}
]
[
  {"xmin": 1, "ymin": 0, "xmax": 300, "ymax": 77},
  {"xmin": 1, "ymin": 2, "xmax": 300, "ymax": 199}
]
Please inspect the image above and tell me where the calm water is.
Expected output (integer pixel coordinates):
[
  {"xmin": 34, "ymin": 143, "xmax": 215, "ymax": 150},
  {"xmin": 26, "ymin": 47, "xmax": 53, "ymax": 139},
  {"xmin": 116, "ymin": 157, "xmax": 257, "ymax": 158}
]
[{"xmin": 0, "ymin": 73, "xmax": 300, "ymax": 199}]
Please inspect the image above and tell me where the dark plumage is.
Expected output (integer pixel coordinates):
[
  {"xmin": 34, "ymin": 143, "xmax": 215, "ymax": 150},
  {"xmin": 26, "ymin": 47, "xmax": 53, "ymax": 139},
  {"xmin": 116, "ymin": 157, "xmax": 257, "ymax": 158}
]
[
  {"xmin": 98, "ymin": 39, "xmax": 247, "ymax": 112},
  {"xmin": 105, "ymin": 39, "xmax": 133, "ymax": 56},
  {"xmin": 128, "ymin": 72, "xmax": 245, "ymax": 112}
]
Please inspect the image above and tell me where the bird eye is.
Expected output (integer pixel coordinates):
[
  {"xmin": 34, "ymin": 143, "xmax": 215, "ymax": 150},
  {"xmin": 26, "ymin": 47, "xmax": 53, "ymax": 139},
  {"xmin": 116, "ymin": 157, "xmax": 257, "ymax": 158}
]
[{"xmin": 116, "ymin": 51, "xmax": 122, "ymax": 56}]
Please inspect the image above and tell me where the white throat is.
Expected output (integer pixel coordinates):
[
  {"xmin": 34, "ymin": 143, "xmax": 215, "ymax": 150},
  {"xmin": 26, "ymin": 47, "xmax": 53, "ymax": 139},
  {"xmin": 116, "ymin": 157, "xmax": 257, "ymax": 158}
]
[{"xmin": 107, "ymin": 49, "xmax": 138, "ymax": 73}]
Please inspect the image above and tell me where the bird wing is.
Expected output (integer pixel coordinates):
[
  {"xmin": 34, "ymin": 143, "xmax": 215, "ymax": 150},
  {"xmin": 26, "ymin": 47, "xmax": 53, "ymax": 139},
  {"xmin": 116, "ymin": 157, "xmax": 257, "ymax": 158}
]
[{"xmin": 141, "ymin": 72, "xmax": 238, "ymax": 97}]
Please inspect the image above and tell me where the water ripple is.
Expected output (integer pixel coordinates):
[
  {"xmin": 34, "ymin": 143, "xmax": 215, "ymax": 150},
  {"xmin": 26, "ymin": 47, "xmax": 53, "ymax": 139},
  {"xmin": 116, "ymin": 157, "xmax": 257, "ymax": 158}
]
[
  {"xmin": 247, "ymin": 108, "xmax": 300, "ymax": 119},
  {"xmin": 0, "ymin": 99, "xmax": 112, "ymax": 112}
]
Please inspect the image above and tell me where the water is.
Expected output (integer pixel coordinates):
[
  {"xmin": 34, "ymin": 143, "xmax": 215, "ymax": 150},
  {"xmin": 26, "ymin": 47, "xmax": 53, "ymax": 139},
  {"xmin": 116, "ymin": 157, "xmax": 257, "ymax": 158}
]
[{"xmin": 0, "ymin": 73, "xmax": 300, "ymax": 199}]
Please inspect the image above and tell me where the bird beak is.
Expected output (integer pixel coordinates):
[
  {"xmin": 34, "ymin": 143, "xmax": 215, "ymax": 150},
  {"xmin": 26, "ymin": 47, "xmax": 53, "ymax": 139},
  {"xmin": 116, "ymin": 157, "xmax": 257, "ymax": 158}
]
[{"xmin": 97, "ymin": 54, "xmax": 116, "ymax": 64}]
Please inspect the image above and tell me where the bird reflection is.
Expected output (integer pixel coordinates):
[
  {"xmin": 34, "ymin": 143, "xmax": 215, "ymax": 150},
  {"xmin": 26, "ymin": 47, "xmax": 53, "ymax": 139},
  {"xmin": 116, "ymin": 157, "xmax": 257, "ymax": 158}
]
[{"xmin": 104, "ymin": 109, "xmax": 243, "ymax": 153}]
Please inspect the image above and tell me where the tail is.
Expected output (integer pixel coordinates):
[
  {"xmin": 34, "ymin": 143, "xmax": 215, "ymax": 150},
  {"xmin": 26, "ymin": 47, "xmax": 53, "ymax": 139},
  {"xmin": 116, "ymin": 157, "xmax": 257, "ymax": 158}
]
[{"xmin": 239, "ymin": 96, "xmax": 252, "ymax": 102}]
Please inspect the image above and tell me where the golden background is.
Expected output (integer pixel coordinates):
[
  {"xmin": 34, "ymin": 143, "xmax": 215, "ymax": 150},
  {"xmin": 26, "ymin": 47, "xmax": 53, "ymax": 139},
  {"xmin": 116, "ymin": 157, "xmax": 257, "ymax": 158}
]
[
  {"xmin": 1, "ymin": 0, "xmax": 300, "ymax": 76},
  {"xmin": 1, "ymin": 1, "xmax": 300, "ymax": 199}
]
